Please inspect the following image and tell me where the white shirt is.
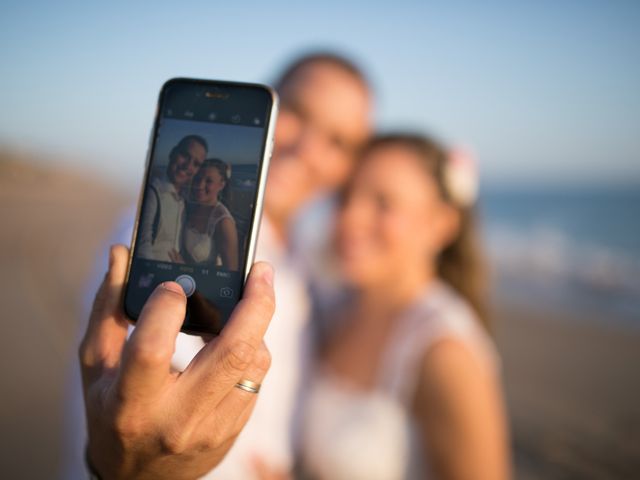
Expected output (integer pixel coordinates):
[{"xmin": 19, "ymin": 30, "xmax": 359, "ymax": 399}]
[
  {"xmin": 137, "ymin": 176, "xmax": 184, "ymax": 262},
  {"xmin": 202, "ymin": 217, "xmax": 311, "ymax": 478}
]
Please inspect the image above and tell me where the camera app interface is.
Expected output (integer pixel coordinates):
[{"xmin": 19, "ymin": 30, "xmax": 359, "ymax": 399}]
[{"xmin": 126, "ymin": 81, "xmax": 272, "ymax": 334}]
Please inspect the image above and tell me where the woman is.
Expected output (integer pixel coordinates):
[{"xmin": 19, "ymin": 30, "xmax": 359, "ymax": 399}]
[
  {"xmin": 170, "ymin": 158, "xmax": 239, "ymax": 270},
  {"xmin": 299, "ymin": 134, "xmax": 510, "ymax": 479}
]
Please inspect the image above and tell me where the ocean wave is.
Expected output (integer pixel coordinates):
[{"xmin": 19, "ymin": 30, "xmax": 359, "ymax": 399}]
[{"xmin": 485, "ymin": 223, "xmax": 640, "ymax": 297}]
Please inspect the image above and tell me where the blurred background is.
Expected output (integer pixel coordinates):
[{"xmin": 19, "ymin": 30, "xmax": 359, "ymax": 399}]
[{"xmin": 1, "ymin": 1, "xmax": 638, "ymax": 478}]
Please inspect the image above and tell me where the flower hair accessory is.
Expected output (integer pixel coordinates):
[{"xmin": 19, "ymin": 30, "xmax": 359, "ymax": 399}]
[{"xmin": 444, "ymin": 147, "xmax": 478, "ymax": 208}]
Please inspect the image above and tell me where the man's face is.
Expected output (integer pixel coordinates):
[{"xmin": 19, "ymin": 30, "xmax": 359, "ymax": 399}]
[
  {"xmin": 167, "ymin": 140, "xmax": 206, "ymax": 190},
  {"xmin": 265, "ymin": 62, "xmax": 372, "ymax": 222}
]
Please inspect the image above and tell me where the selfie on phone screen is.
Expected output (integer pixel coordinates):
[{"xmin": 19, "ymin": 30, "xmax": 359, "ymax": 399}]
[{"xmin": 125, "ymin": 80, "xmax": 276, "ymax": 334}]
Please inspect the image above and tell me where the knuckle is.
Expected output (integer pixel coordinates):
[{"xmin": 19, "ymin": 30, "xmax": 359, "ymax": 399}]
[
  {"xmin": 159, "ymin": 429, "xmax": 190, "ymax": 455},
  {"xmin": 208, "ymin": 426, "xmax": 229, "ymax": 449},
  {"xmin": 204, "ymin": 421, "xmax": 235, "ymax": 450},
  {"xmin": 112, "ymin": 410, "xmax": 144, "ymax": 440},
  {"xmin": 220, "ymin": 340, "xmax": 255, "ymax": 375},
  {"xmin": 78, "ymin": 337, "xmax": 99, "ymax": 370},
  {"xmin": 196, "ymin": 431, "xmax": 219, "ymax": 452},
  {"xmin": 129, "ymin": 341, "xmax": 171, "ymax": 369},
  {"xmin": 253, "ymin": 347, "xmax": 272, "ymax": 372},
  {"xmin": 91, "ymin": 281, "xmax": 109, "ymax": 312}
]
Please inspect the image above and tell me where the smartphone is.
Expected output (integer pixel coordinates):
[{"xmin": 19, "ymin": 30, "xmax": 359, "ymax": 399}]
[{"xmin": 123, "ymin": 78, "xmax": 278, "ymax": 335}]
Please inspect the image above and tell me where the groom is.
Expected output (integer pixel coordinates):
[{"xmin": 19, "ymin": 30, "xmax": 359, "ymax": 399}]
[{"xmin": 137, "ymin": 135, "xmax": 208, "ymax": 262}]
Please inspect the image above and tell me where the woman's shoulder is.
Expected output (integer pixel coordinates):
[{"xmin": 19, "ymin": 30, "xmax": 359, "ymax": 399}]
[
  {"xmin": 215, "ymin": 201, "xmax": 232, "ymax": 215},
  {"xmin": 208, "ymin": 202, "xmax": 234, "ymax": 230},
  {"xmin": 410, "ymin": 282, "xmax": 476, "ymax": 332},
  {"xmin": 409, "ymin": 282, "xmax": 499, "ymax": 371}
]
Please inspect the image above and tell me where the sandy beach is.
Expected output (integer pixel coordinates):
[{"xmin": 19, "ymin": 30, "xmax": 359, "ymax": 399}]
[
  {"xmin": 494, "ymin": 300, "xmax": 640, "ymax": 478},
  {"xmin": 0, "ymin": 156, "xmax": 131, "ymax": 479},
  {"xmin": 1, "ymin": 157, "xmax": 639, "ymax": 479}
]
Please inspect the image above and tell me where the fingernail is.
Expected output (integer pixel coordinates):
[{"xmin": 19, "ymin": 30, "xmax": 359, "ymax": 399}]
[
  {"xmin": 160, "ymin": 281, "xmax": 185, "ymax": 296},
  {"xmin": 262, "ymin": 264, "xmax": 274, "ymax": 287}
]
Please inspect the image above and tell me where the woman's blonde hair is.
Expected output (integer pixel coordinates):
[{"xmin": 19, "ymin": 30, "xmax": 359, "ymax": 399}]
[{"xmin": 357, "ymin": 134, "xmax": 490, "ymax": 331}]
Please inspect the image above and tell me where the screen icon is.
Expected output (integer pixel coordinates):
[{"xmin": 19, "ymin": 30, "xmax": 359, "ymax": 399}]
[
  {"xmin": 253, "ymin": 117, "xmax": 261, "ymax": 126},
  {"xmin": 231, "ymin": 114, "xmax": 241, "ymax": 124},
  {"xmin": 219, "ymin": 286, "xmax": 234, "ymax": 298},
  {"xmin": 138, "ymin": 273, "xmax": 154, "ymax": 288},
  {"xmin": 208, "ymin": 112, "xmax": 217, "ymax": 121}
]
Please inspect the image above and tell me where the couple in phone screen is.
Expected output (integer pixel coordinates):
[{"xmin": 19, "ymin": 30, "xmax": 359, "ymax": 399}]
[{"xmin": 137, "ymin": 134, "xmax": 238, "ymax": 271}]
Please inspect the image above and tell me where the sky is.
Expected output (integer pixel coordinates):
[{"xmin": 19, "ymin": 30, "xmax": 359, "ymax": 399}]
[{"xmin": 1, "ymin": 0, "xmax": 639, "ymax": 189}]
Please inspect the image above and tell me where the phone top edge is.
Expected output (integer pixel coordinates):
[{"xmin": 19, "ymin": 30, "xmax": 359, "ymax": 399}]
[{"xmin": 160, "ymin": 77, "xmax": 278, "ymax": 99}]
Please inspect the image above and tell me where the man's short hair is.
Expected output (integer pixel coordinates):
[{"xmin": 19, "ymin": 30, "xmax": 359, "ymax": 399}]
[
  {"xmin": 174, "ymin": 135, "xmax": 208, "ymax": 154},
  {"xmin": 273, "ymin": 51, "xmax": 370, "ymax": 93}
]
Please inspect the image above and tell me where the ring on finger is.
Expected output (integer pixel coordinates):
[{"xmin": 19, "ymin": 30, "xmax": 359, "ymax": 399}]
[{"xmin": 234, "ymin": 378, "xmax": 261, "ymax": 394}]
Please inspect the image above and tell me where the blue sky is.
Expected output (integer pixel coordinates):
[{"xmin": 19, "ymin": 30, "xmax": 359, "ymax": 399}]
[{"xmin": 1, "ymin": 1, "xmax": 639, "ymax": 188}]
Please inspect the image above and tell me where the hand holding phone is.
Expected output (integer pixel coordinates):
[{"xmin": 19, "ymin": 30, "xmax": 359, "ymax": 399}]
[
  {"xmin": 124, "ymin": 78, "xmax": 278, "ymax": 335},
  {"xmin": 80, "ymin": 245, "xmax": 275, "ymax": 479}
]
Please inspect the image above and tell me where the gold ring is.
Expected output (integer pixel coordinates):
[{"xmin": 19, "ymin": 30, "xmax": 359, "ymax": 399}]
[{"xmin": 234, "ymin": 379, "xmax": 261, "ymax": 394}]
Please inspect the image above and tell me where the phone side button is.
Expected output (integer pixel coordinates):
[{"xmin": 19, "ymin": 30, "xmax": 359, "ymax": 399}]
[{"xmin": 175, "ymin": 274, "xmax": 196, "ymax": 297}]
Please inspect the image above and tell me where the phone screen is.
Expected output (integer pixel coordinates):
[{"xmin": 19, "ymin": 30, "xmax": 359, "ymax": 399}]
[{"xmin": 124, "ymin": 79, "xmax": 276, "ymax": 335}]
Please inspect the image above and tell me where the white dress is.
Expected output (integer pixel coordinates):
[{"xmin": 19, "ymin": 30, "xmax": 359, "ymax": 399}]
[
  {"xmin": 182, "ymin": 202, "xmax": 233, "ymax": 264},
  {"xmin": 300, "ymin": 281, "xmax": 499, "ymax": 480}
]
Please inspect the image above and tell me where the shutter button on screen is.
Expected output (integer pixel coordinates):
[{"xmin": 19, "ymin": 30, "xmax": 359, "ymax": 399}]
[{"xmin": 175, "ymin": 274, "xmax": 196, "ymax": 297}]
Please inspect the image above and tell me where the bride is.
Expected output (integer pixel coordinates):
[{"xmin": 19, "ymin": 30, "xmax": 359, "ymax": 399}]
[
  {"xmin": 297, "ymin": 133, "xmax": 510, "ymax": 480},
  {"xmin": 170, "ymin": 158, "xmax": 239, "ymax": 270}
]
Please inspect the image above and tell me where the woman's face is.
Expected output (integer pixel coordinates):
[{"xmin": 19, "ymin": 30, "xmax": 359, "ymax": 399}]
[
  {"xmin": 335, "ymin": 145, "xmax": 457, "ymax": 288},
  {"xmin": 191, "ymin": 167, "xmax": 226, "ymax": 205}
]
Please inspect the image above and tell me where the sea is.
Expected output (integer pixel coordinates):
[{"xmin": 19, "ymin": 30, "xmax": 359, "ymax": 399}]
[{"xmin": 479, "ymin": 186, "xmax": 640, "ymax": 324}]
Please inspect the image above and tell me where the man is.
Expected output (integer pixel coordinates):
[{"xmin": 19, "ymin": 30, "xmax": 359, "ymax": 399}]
[
  {"xmin": 210, "ymin": 52, "xmax": 372, "ymax": 478},
  {"xmin": 71, "ymin": 51, "xmax": 373, "ymax": 478},
  {"xmin": 137, "ymin": 135, "xmax": 208, "ymax": 262}
]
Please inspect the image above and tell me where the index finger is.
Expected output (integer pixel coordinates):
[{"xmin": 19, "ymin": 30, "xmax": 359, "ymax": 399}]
[{"xmin": 78, "ymin": 245, "xmax": 130, "ymax": 383}]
